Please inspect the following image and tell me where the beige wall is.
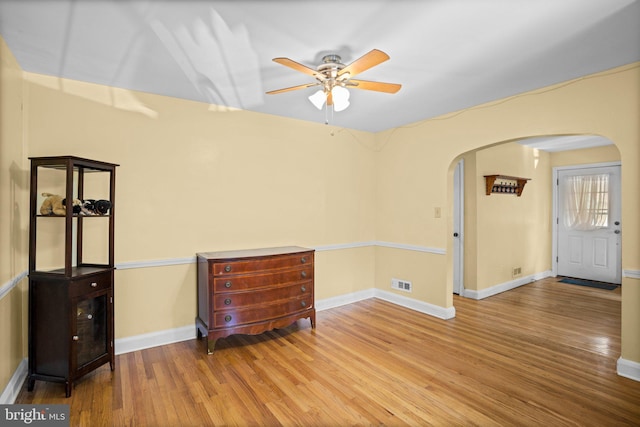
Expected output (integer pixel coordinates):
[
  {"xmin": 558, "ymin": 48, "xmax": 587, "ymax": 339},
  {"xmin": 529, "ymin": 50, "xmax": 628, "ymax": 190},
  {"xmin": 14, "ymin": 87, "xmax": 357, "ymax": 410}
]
[
  {"xmin": 0, "ymin": 37, "xmax": 28, "ymax": 398},
  {"xmin": 23, "ymin": 72, "xmax": 378, "ymax": 338},
  {"xmin": 471, "ymin": 142, "xmax": 551, "ymax": 290},
  {"xmin": 551, "ymin": 144, "xmax": 621, "ymax": 167}
]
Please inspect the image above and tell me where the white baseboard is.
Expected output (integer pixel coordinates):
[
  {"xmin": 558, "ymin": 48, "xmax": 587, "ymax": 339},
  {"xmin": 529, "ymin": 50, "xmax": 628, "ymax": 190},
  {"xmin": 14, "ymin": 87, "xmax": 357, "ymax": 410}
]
[
  {"xmin": 0, "ymin": 358, "xmax": 27, "ymax": 404},
  {"xmin": 315, "ymin": 289, "xmax": 376, "ymax": 311},
  {"xmin": 114, "ymin": 288, "xmax": 450, "ymax": 354},
  {"xmin": 624, "ymin": 269, "xmax": 640, "ymax": 279},
  {"xmin": 373, "ymin": 289, "xmax": 456, "ymax": 320},
  {"xmin": 617, "ymin": 357, "xmax": 640, "ymax": 382},
  {"xmin": 115, "ymin": 325, "xmax": 196, "ymax": 355},
  {"xmin": 463, "ymin": 270, "xmax": 553, "ymax": 300},
  {"xmin": 316, "ymin": 288, "xmax": 455, "ymax": 319}
]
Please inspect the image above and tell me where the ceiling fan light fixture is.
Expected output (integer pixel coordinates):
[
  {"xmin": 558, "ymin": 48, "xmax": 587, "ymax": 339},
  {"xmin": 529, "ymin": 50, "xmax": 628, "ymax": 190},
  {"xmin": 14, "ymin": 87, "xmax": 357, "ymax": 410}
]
[
  {"xmin": 273, "ymin": 49, "xmax": 398, "ymax": 118},
  {"xmin": 308, "ymin": 90, "xmax": 326, "ymax": 110},
  {"xmin": 331, "ymin": 86, "xmax": 350, "ymax": 112}
]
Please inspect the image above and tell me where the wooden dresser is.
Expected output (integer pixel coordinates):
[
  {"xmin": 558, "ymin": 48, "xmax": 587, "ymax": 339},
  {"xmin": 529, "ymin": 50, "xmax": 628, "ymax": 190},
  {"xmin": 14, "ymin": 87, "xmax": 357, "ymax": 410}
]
[{"xmin": 196, "ymin": 246, "xmax": 315, "ymax": 354}]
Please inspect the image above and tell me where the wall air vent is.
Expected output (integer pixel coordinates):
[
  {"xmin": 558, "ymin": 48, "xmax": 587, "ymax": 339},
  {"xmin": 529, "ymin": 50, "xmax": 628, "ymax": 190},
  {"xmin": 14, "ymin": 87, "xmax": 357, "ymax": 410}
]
[{"xmin": 391, "ymin": 278, "xmax": 412, "ymax": 293}]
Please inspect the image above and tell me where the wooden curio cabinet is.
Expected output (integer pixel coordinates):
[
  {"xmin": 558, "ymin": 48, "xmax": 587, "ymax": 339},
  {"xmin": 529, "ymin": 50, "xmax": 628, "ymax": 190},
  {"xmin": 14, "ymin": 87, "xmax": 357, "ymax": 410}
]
[{"xmin": 27, "ymin": 156, "xmax": 118, "ymax": 397}]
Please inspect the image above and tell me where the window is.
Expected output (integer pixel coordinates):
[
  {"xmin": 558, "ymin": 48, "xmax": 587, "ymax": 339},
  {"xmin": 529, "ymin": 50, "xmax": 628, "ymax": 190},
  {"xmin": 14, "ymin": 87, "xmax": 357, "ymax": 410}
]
[{"xmin": 563, "ymin": 174, "xmax": 609, "ymax": 230}]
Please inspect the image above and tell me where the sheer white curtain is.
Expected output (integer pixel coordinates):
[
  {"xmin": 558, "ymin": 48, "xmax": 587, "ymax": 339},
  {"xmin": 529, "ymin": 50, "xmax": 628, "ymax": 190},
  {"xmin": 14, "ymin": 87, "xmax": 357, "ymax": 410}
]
[{"xmin": 563, "ymin": 174, "xmax": 609, "ymax": 230}]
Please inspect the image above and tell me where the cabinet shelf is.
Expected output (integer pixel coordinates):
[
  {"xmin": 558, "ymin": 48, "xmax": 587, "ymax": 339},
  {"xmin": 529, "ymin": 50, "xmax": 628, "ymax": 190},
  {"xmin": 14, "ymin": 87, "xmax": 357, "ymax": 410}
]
[
  {"xmin": 484, "ymin": 175, "xmax": 530, "ymax": 197},
  {"xmin": 30, "ymin": 266, "xmax": 115, "ymax": 278},
  {"xmin": 36, "ymin": 214, "xmax": 112, "ymax": 218}
]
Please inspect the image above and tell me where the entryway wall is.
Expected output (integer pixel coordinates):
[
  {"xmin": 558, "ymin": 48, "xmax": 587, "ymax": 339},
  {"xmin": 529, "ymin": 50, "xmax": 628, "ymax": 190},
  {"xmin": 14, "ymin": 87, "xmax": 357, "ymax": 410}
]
[{"xmin": 459, "ymin": 142, "xmax": 552, "ymax": 294}]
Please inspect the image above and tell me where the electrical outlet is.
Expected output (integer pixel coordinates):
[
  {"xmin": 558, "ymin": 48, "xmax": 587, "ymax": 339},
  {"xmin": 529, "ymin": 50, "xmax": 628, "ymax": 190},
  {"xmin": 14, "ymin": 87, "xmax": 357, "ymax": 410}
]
[
  {"xmin": 512, "ymin": 267, "xmax": 522, "ymax": 277},
  {"xmin": 434, "ymin": 207, "xmax": 441, "ymax": 218}
]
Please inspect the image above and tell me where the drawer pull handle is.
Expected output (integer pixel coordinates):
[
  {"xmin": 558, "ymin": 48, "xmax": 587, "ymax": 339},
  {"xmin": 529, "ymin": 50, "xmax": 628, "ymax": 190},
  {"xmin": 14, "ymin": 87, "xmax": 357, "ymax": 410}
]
[
  {"xmin": 72, "ymin": 335, "xmax": 79, "ymax": 341},
  {"xmin": 224, "ymin": 265, "xmax": 232, "ymax": 272},
  {"xmin": 90, "ymin": 282, "xmax": 98, "ymax": 288},
  {"xmin": 301, "ymin": 257, "xmax": 307, "ymax": 264},
  {"xmin": 301, "ymin": 285, "xmax": 306, "ymax": 292},
  {"xmin": 301, "ymin": 301, "xmax": 307, "ymax": 307},
  {"xmin": 224, "ymin": 315, "xmax": 232, "ymax": 323},
  {"xmin": 301, "ymin": 271, "xmax": 307, "ymax": 278},
  {"xmin": 87, "ymin": 314, "xmax": 93, "ymax": 320},
  {"xmin": 224, "ymin": 298, "xmax": 232, "ymax": 305},
  {"xmin": 225, "ymin": 281, "xmax": 232, "ymax": 288}
]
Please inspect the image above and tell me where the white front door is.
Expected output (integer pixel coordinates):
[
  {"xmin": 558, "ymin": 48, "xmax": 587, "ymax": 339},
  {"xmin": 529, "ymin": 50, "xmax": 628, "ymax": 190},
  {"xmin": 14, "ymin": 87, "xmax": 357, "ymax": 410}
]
[{"xmin": 557, "ymin": 165, "xmax": 621, "ymax": 284}]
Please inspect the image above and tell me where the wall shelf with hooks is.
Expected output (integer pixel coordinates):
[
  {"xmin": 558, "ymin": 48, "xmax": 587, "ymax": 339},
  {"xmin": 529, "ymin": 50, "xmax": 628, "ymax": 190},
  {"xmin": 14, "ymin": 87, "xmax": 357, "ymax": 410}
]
[{"xmin": 484, "ymin": 175, "xmax": 530, "ymax": 197}]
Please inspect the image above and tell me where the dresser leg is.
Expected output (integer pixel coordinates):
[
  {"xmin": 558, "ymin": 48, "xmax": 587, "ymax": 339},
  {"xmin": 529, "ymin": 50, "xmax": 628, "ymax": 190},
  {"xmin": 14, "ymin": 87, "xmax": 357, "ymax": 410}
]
[
  {"xmin": 310, "ymin": 310, "xmax": 316, "ymax": 329},
  {"xmin": 27, "ymin": 377, "xmax": 35, "ymax": 392},
  {"xmin": 65, "ymin": 381, "xmax": 72, "ymax": 398},
  {"xmin": 207, "ymin": 339, "xmax": 216, "ymax": 355}
]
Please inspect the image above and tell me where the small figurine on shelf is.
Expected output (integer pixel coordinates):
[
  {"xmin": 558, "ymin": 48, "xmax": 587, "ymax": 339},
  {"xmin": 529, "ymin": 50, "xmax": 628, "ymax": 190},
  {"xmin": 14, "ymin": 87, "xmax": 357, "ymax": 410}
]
[
  {"xmin": 39, "ymin": 192, "xmax": 81, "ymax": 215},
  {"xmin": 40, "ymin": 192, "xmax": 111, "ymax": 216},
  {"xmin": 40, "ymin": 193, "xmax": 65, "ymax": 215}
]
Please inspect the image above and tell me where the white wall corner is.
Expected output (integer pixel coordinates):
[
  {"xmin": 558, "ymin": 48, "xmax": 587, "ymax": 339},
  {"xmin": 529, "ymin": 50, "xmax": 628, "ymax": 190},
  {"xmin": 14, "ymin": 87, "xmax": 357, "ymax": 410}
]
[
  {"xmin": 463, "ymin": 270, "xmax": 553, "ymax": 300},
  {"xmin": 617, "ymin": 357, "xmax": 640, "ymax": 382},
  {"xmin": 374, "ymin": 289, "xmax": 455, "ymax": 320},
  {"xmin": 0, "ymin": 358, "xmax": 28, "ymax": 404}
]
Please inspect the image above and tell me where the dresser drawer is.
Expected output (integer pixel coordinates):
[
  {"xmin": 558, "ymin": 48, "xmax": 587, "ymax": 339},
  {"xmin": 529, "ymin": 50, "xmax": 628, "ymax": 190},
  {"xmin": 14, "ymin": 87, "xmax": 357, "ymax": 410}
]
[
  {"xmin": 69, "ymin": 274, "xmax": 111, "ymax": 298},
  {"xmin": 213, "ymin": 296, "xmax": 313, "ymax": 327},
  {"xmin": 213, "ymin": 282, "xmax": 312, "ymax": 310},
  {"xmin": 212, "ymin": 253, "xmax": 313, "ymax": 276},
  {"xmin": 213, "ymin": 267, "xmax": 313, "ymax": 292}
]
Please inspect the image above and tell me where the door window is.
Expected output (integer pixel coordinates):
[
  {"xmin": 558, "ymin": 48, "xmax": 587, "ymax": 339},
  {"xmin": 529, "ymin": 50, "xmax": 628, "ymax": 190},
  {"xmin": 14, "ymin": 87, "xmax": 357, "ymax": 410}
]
[{"xmin": 563, "ymin": 173, "xmax": 609, "ymax": 231}]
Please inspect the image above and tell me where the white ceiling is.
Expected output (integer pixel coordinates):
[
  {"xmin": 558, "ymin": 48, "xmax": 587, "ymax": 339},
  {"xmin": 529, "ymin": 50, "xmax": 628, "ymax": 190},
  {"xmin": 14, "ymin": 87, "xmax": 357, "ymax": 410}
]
[
  {"xmin": 516, "ymin": 135, "xmax": 614, "ymax": 152},
  {"xmin": 0, "ymin": 0, "xmax": 638, "ymax": 134}
]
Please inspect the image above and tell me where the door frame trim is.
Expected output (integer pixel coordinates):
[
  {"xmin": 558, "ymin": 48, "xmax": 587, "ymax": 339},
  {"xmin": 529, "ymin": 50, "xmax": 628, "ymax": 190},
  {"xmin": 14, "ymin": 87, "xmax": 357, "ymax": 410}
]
[
  {"xmin": 453, "ymin": 159, "xmax": 465, "ymax": 295},
  {"xmin": 551, "ymin": 161, "xmax": 621, "ymax": 278}
]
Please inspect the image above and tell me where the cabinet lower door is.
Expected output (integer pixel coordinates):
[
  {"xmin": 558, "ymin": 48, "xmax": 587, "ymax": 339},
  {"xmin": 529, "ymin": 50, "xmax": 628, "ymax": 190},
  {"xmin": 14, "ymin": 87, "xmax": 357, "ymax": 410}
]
[{"xmin": 75, "ymin": 294, "xmax": 108, "ymax": 368}]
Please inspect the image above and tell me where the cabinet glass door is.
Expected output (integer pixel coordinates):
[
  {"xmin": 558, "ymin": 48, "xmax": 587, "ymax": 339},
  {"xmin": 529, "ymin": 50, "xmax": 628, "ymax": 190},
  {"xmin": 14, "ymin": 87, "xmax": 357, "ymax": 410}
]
[{"xmin": 76, "ymin": 295, "xmax": 107, "ymax": 367}]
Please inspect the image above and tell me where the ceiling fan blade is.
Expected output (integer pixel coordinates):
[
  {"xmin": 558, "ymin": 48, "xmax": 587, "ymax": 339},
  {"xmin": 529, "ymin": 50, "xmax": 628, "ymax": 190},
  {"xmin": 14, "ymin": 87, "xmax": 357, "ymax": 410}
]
[
  {"xmin": 338, "ymin": 49, "xmax": 389, "ymax": 78},
  {"xmin": 266, "ymin": 83, "xmax": 318, "ymax": 95},
  {"xmin": 348, "ymin": 79, "xmax": 401, "ymax": 94},
  {"xmin": 272, "ymin": 57, "xmax": 318, "ymax": 77}
]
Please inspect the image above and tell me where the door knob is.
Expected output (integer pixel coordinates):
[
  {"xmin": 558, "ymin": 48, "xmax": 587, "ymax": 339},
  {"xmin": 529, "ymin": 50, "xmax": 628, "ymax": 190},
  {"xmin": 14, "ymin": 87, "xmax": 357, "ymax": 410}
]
[{"xmin": 614, "ymin": 230, "xmax": 621, "ymax": 234}]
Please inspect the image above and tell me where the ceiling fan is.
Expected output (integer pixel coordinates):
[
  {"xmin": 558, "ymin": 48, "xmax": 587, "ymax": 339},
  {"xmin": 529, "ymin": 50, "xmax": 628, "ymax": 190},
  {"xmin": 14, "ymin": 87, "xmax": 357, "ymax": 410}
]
[{"xmin": 266, "ymin": 49, "xmax": 401, "ymax": 112}]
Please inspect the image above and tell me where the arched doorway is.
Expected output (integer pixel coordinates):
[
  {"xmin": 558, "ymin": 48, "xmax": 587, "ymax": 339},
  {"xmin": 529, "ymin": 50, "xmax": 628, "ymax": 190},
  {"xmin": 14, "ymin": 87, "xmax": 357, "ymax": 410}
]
[{"xmin": 450, "ymin": 134, "xmax": 620, "ymax": 299}]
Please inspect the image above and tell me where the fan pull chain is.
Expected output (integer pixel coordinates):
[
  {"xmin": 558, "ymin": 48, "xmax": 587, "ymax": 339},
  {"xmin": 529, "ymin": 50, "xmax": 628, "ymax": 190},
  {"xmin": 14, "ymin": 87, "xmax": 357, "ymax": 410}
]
[
  {"xmin": 324, "ymin": 102, "xmax": 328, "ymax": 125},
  {"xmin": 324, "ymin": 102, "xmax": 335, "ymax": 125}
]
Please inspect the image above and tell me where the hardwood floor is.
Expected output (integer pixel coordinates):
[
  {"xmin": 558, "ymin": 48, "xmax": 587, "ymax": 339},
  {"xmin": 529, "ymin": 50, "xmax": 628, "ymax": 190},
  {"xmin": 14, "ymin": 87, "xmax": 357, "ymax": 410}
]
[{"xmin": 17, "ymin": 277, "xmax": 640, "ymax": 426}]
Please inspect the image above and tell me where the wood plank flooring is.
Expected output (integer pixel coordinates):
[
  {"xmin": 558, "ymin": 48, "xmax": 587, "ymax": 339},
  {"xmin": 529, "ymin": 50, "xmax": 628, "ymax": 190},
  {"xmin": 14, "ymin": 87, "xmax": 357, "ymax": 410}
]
[{"xmin": 17, "ymin": 277, "xmax": 640, "ymax": 426}]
